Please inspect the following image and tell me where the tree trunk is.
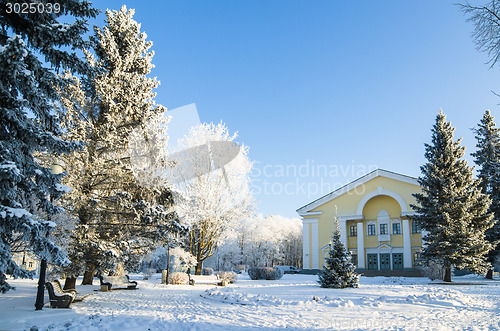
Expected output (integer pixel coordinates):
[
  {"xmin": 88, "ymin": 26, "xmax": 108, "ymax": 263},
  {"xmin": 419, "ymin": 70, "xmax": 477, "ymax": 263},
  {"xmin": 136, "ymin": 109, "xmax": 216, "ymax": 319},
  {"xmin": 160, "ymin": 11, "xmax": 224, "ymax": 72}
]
[
  {"xmin": 64, "ymin": 277, "xmax": 77, "ymax": 290},
  {"xmin": 444, "ymin": 267, "xmax": 452, "ymax": 282},
  {"xmin": 195, "ymin": 260, "xmax": 202, "ymax": 275},
  {"xmin": 82, "ymin": 266, "xmax": 95, "ymax": 285},
  {"xmin": 485, "ymin": 268, "xmax": 494, "ymax": 280}
]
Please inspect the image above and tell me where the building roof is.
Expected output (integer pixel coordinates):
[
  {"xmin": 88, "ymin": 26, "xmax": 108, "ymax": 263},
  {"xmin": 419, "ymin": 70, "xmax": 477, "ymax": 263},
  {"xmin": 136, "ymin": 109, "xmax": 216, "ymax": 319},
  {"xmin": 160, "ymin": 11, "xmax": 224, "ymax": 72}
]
[{"xmin": 296, "ymin": 169, "xmax": 419, "ymax": 216}]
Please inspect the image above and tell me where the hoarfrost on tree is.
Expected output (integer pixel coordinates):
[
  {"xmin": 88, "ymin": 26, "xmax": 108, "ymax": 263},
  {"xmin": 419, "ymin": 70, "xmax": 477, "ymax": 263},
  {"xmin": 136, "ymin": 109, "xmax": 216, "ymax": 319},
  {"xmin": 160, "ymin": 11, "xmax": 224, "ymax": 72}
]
[
  {"xmin": 50, "ymin": 5, "xmax": 183, "ymax": 287},
  {"xmin": 171, "ymin": 123, "xmax": 254, "ymax": 274},
  {"xmin": 0, "ymin": 0, "xmax": 98, "ymax": 293}
]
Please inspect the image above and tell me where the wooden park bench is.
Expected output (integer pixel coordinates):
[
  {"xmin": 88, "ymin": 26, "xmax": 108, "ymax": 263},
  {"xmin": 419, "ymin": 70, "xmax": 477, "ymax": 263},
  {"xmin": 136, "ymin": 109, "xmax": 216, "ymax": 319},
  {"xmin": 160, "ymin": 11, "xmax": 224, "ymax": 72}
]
[
  {"xmin": 45, "ymin": 280, "xmax": 77, "ymax": 308},
  {"xmin": 190, "ymin": 275, "xmax": 228, "ymax": 286},
  {"xmin": 99, "ymin": 275, "xmax": 138, "ymax": 290}
]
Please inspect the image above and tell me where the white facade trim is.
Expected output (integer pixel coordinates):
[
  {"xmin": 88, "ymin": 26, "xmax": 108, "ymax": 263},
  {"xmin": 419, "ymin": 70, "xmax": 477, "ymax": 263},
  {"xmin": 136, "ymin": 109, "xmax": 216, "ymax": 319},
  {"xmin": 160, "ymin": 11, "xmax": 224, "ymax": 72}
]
[
  {"xmin": 339, "ymin": 218, "xmax": 348, "ymax": 249},
  {"xmin": 391, "ymin": 218, "xmax": 402, "ymax": 235},
  {"xmin": 302, "ymin": 218, "xmax": 319, "ymax": 269},
  {"xmin": 402, "ymin": 219, "xmax": 412, "ymax": 268},
  {"xmin": 298, "ymin": 211, "xmax": 322, "ymax": 217},
  {"xmin": 302, "ymin": 218, "xmax": 319, "ymax": 224},
  {"xmin": 378, "ymin": 243, "xmax": 391, "ymax": 251},
  {"xmin": 339, "ymin": 215, "xmax": 365, "ymax": 221},
  {"xmin": 356, "ymin": 188, "xmax": 408, "ymax": 215},
  {"xmin": 302, "ymin": 221, "xmax": 310, "ymax": 269},
  {"xmin": 311, "ymin": 220, "xmax": 319, "ymax": 269},
  {"xmin": 377, "ymin": 210, "xmax": 391, "ymax": 242},
  {"xmin": 367, "ymin": 220, "xmax": 376, "ymax": 237},
  {"xmin": 296, "ymin": 169, "xmax": 418, "ymax": 215},
  {"xmin": 357, "ymin": 222, "xmax": 365, "ymax": 268}
]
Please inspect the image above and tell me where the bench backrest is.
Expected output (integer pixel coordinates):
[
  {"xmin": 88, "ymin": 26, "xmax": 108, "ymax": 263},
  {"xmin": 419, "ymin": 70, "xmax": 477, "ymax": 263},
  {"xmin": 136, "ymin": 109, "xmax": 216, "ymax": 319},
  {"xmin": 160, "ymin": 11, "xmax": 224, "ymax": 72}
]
[
  {"xmin": 46, "ymin": 282, "xmax": 74, "ymax": 298},
  {"xmin": 102, "ymin": 275, "xmax": 130, "ymax": 284},
  {"xmin": 51, "ymin": 280, "xmax": 64, "ymax": 294}
]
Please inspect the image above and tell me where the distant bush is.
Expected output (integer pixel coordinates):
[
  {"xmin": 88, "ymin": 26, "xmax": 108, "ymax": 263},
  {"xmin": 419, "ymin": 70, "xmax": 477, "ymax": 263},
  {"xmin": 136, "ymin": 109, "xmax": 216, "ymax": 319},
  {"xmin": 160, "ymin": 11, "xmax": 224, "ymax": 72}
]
[
  {"xmin": 248, "ymin": 267, "xmax": 283, "ymax": 280},
  {"xmin": 217, "ymin": 271, "xmax": 237, "ymax": 283},
  {"xmin": 169, "ymin": 272, "xmax": 188, "ymax": 285},
  {"xmin": 234, "ymin": 264, "xmax": 246, "ymax": 272},
  {"xmin": 202, "ymin": 267, "xmax": 214, "ymax": 276}
]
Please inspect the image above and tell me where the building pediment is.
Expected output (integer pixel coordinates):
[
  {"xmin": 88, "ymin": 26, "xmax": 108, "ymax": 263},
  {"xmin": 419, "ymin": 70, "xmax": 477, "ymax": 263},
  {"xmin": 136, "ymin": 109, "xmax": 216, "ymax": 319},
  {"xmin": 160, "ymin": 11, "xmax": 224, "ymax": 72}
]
[
  {"xmin": 378, "ymin": 243, "xmax": 391, "ymax": 250},
  {"xmin": 296, "ymin": 169, "xmax": 418, "ymax": 216}
]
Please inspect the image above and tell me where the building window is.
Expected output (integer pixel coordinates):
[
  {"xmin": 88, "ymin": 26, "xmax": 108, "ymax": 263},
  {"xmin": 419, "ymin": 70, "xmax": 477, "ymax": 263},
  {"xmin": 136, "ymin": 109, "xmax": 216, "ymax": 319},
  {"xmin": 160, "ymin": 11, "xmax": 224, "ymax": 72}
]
[
  {"xmin": 349, "ymin": 225, "xmax": 357, "ymax": 237},
  {"xmin": 379, "ymin": 223, "xmax": 388, "ymax": 235},
  {"xmin": 28, "ymin": 262, "xmax": 33, "ymax": 268},
  {"xmin": 411, "ymin": 221, "xmax": 421, "ymax": 233},
  {"xmin": 351, "ymin": 253, "xmax": 358, "ymax": 266},
  {"xmin": 367, "ymin": 224, "xmax": 376, "ymax": 236},
  {"xmin": 413, "ymin": 251, "xmax": 420, "ymax": 265},
  {"xmin": 392, "ymin": 222, "xmax": 401, "ymax": 235}
]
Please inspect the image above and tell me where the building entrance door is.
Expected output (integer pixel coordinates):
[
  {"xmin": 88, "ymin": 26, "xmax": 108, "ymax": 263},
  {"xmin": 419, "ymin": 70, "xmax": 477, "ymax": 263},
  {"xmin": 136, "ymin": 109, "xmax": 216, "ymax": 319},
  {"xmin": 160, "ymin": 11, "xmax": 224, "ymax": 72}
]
[
  {"xmin": 367, "ymin": 254, "xmax": 378, "ymax": 270},
  {"xmin": 380, "ymin": 253, "xmax": 391, "ymax": 270},
  {"xmin": 392, "ymin": 253, "xmax": 403, "ymax": 270}
]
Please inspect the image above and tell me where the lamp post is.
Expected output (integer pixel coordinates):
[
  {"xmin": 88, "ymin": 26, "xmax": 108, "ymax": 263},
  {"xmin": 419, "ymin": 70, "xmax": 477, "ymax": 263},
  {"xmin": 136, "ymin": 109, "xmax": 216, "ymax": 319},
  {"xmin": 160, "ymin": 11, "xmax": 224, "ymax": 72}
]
[
  {"xmin": 21, "ymin": 251, "xmax": 26, "ymax": 270},
  {"xmin": 34, "ymin": 232, "xmax": 49, "ymax": 310},
  {"xmin": 35, "ymin": 161, "xmax": 64, "ymax": 310}
]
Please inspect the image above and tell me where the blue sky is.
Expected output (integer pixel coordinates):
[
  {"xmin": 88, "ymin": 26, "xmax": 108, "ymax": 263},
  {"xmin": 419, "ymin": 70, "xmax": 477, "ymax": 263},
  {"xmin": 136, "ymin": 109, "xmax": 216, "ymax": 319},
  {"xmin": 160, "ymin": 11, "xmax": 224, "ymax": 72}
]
[{"xmin": 90, "ymin": 0, "xmax": 500, "ymax": 218}]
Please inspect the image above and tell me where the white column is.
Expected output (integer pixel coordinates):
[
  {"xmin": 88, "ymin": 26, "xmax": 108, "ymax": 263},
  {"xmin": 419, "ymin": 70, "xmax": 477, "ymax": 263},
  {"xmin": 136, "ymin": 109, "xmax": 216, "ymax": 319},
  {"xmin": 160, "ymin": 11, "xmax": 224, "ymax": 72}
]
[
  {"xmin": 302, "ymin": 220, "xmax": 310, "ymax": 269},
  {"xmin": 357, "ymin": 222, "xmax": 365, "ymax": 268},
  {"xmin": 339, "ymin": 218, "xmax": 348, "ymax": 249},
  {"xmin": 402, "ymin": 219, "xmax": 412, "ymax": 268},
  {"xmin": 311, "ymin": 220, "xmax": 319, "ymax": 269}
]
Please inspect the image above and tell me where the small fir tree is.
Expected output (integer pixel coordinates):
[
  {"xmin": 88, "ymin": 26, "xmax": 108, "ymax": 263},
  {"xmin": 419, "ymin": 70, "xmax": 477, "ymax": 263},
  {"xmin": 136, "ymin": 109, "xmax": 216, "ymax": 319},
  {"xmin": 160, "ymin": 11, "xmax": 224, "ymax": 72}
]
[
  {"xmin": 412, "ymin": 111, "xmax": 494, "ymax": 282},
  {"xmin": 318, "ymin": 230, "xmax": 359, "ymax": 288},
  {"xmin": 472, "ymin": 110, "xmax": 500, "ymax": 279}
]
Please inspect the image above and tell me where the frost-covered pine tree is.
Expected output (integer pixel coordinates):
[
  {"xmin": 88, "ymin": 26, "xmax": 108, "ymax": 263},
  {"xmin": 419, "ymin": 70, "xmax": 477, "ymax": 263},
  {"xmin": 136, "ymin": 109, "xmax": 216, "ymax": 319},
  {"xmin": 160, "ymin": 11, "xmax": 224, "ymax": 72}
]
[
  {"xmin": 53, "ymin": 6, "xmax": 185, "ymax": 286},
  {"xmin": 0, "ymin": 0, "xmax": 98, "ymax": 293},
  {"xmin": 412, "ymin": 111, "xmax": 494, "ymax": 282},
  {"xmin": 318, "ymin": 230, "xmax": 359, "ymax": 288},
  {"xmin": 472, "ymin": 110, "xmax": 500, "ymax": 279}
]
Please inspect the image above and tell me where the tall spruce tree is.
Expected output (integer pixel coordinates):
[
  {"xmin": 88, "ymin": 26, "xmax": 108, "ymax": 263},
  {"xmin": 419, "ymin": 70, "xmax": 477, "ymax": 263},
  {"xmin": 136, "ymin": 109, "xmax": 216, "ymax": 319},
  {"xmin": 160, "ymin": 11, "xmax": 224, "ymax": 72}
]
[
  {"xmin": 472, "ymin": 110, "xmax": 500, "ymax": 279},
  {"xmin": 0, "ymin": 0, "xmax": 98, "ymax": 293},
  {"xmin": 318, "ymin": 230, "xmax": 359, "ymax": 288},
  {"xmin": 54, "ymin": 6, "xmax": 185, "ymax": 286},
  {"xmin": 412, "ymin": 111, "xmax": 494, "ymax": 282}
]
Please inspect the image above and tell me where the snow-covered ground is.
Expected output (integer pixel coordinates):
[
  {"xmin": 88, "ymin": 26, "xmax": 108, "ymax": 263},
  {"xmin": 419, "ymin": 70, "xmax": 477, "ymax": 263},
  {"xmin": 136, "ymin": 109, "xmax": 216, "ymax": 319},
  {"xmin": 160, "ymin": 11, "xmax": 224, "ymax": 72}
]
[{"xmin": 0, "ymin": 273, "xmax": 499, "ymax": 330}]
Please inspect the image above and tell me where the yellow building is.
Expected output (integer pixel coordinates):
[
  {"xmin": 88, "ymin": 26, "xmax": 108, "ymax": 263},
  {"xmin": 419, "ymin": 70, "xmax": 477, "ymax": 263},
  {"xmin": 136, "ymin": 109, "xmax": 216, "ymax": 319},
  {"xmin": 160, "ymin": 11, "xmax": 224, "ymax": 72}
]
[
  {"xmin": 297, "ymin": 169, "xmax": 423, "ymax": 272},
  {"xmin": 11, "ymin": 252, "xmax": 40, "ymax": 273}
]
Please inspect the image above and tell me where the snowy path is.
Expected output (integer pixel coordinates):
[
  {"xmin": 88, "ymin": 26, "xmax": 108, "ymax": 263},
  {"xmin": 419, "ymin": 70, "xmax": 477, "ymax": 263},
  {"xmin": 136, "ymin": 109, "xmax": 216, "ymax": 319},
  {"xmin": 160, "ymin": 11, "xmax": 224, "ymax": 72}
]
[{"xmin": 0, "ymin": 274, "xmax": 499, "ymax": 330}]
